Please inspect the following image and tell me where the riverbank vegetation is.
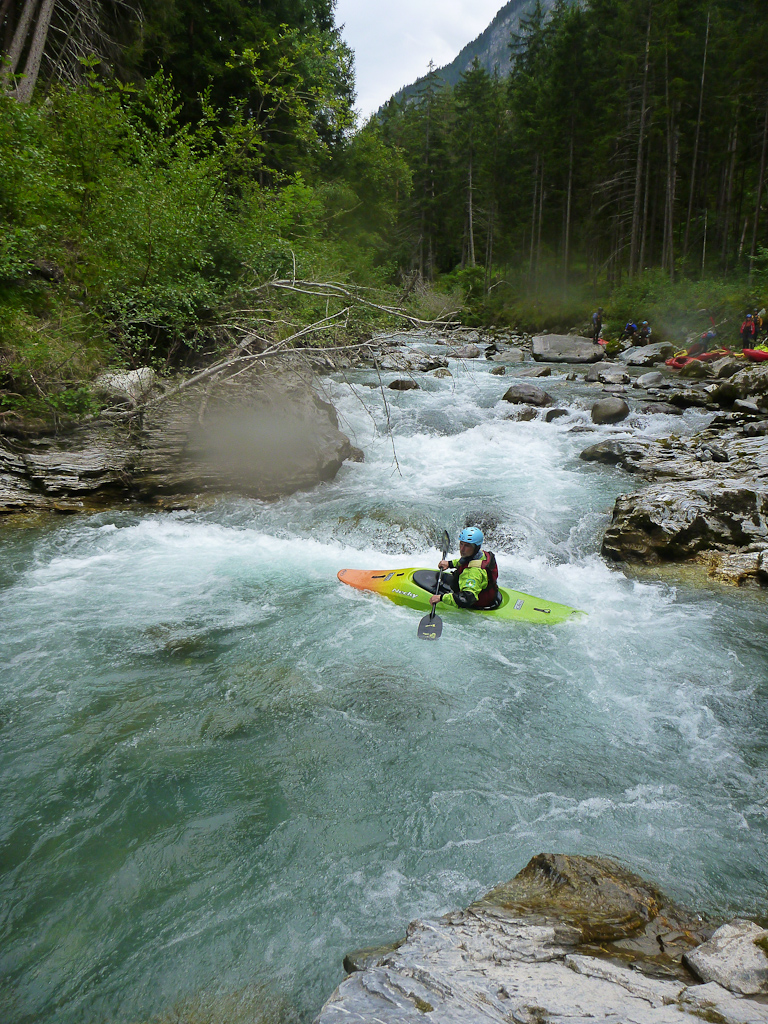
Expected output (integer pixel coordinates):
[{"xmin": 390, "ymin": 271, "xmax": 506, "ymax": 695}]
[{"xmin": 1, "ymin": 0, "xmax": 767, "ymax": 424}]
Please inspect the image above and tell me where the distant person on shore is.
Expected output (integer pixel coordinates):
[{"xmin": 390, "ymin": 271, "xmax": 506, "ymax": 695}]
[
  {"xmin": 740, "ymin": 313, "xmax": 757, "ymax": 350},
  {"xmin": 428, "ymin": 527, "xmax": 501, "ymax": 611},
  {"xmin": 637, "ymin": 320, "xmax": 652, "ymax": 345},
  {"xmin": 591, "ymin": 307, "xmax": 604, "ymax": 344},
  {"xmin": 618, "ymin": 321, "xmax": 637, "ymax": 346}
]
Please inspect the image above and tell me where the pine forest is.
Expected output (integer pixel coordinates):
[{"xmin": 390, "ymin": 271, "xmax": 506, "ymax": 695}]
[{"xmin": 2, "ymin": 0, "xmax": 768, "ymax": 420}]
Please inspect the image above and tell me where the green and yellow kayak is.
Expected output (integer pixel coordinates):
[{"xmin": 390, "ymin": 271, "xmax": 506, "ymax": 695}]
[{"xmin": 337, "ymin": 567, "xmax": 584, "ymax": 625}]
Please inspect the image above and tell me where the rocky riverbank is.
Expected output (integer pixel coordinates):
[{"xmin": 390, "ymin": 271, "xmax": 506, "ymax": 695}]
[
  {"xmin": 315, "ymin": 853, "xmax": 768, "ymax": 1024},
  {"xmin": 0, "ymin": 368, "xmax": 358, "ymax": 515},
  {"xmin": 577, "ymin": 358, "xmax": 768, "ymax": 587}
]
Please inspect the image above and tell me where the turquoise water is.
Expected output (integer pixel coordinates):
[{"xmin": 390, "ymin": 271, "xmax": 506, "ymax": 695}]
[{"xmin": 2, "ymin": 347, "xmax": 767, "ymax": 1023}]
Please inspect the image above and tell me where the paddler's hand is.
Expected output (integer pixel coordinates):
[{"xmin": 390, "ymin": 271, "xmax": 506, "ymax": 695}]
[
  {"xmin": 438, "ymin": 559, "xmax": 450, "ymax": 570},
  {"xmin": 430, "ymin": 594, "xmax": 442, "ymax": 605}
]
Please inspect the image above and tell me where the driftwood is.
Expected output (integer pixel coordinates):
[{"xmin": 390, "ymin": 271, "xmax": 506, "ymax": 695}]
[{"xmin": 92, "ymin": 277, "xmax": 462, "ymax": 424}]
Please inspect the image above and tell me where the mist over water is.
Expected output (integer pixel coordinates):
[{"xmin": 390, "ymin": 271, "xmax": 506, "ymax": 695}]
[{"xmin": 2, "ymin": 342, "xmax": 767, "ymax": 1024}]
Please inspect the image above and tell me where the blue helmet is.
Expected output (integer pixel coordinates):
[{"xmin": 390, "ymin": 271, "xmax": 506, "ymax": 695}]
[{"xmin": 459, "ymin": 526, "xmax": 484, "ymax": 549}]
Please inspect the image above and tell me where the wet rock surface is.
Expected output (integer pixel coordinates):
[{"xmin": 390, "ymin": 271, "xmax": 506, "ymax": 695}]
[
  {"xmin": 0, "ymin": 372, "xmax": 356, "ymax": 514},
  {"xmin": 314, "ymin": 854, "xmax": 768, "ymax": 1024},
  {"xmin": 503, "ymin": 383, "xmax": 554, "ymax": 407},
  {"xmin": 591, "ymin": 397, "xmax": 630, "ymax": 424},
  {"xmin": 684, "ymin": 920, "xmax": 768, "ymax": 996}
]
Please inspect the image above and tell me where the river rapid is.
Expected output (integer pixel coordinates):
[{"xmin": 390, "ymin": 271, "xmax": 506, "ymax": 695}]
[{"xmin": 2, "ymin": 339, "xmax": 767, "ymax": 1024}]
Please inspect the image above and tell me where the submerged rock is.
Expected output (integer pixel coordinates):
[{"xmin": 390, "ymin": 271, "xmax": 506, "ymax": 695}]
[
  {"xmin": 314, "ymin": 854, "xmax": 768, "ymax": 1024},
  {"xmin": 517, "ymin": 366, "xmax": 553, "ymax": 377},
  {"xmin": 638, "ymin": 401, "xmax": 683, "ymax": 415}
]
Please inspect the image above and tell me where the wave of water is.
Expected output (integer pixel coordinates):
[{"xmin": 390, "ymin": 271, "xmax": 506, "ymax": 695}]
[{"xmin": 1, "ymin": 349, "xmax": 767, "ymax": 1023}]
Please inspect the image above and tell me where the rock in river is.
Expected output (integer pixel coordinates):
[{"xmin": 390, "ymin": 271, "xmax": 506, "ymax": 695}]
[
  {"xmin": 503, "ymin": 383, "xmax": 553, "ymax": 407},
  {"xmin": 591, "ymin": 397, "xmax": 630, "ymax": 423},
  {"xmin": 532, "ymin": 334, "xmax": 603, "ymax": 363},
  {"xmin": 602, "ymin": 478, "xmax": 768, "ymax": 564},
  {"xmin": 618, "ymin": 341, "xmax": 675, "ymax": 366},
  {"xmin": 314, "ymin": 853, "xmax": 768, "ymax": 1024},
  {"xmin": 635, "ymin": 370, "xmax": 665, "ymax": 388}
]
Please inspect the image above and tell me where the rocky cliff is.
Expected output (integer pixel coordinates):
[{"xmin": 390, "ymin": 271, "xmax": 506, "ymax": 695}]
[
  {"xmin": 0, "ymin": 370, "xmax": 357, "ymax": 515},
  {"xmin": 395, "ymin": 0, "xmax": 557, "ymax": 101}
]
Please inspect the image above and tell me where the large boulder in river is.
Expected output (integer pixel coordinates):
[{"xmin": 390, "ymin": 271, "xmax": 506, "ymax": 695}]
[
  {"xmin": 532, "ymin": 334, "xmax": 603, "ymax": 363},
  {"xmin": 502, "ymin": 383, "xmax": 553, "ymax": 407},
  {"xmin": 602, "ymin": 478, "xmax": 768, "ymax": 564},
  {"xmin": 618, "ymin": 342, "xmax": 674, "ymax": 366},
  {"xmin": 388, "ymin": 378, "xmax": 419, "ymax": 391},
  {"xmin": 707, "ymin": 364, "xmax": 768, "ymax": 407},
  {"xmin": 710, "ymin": 356, "xmax": 742, "ymax": 379},
  {"xmin": 591, "ymin": 397, "xmax": 630, "ymax": 423}
]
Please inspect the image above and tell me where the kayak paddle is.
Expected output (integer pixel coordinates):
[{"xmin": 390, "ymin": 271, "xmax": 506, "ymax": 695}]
[{"xmin": 417, "ymin": 529, "xmax": 450, "ymax": 640}]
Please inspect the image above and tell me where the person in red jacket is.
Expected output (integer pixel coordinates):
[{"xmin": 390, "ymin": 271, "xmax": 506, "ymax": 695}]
[{"xmin": 740, "ymin": 313, "xmax": 757, "ymax": 350}]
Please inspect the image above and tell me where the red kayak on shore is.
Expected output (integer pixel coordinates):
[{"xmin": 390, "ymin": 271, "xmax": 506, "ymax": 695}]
[{"xmin": 666, "ymin": 349, "xmax": 731, "ymax": 370}]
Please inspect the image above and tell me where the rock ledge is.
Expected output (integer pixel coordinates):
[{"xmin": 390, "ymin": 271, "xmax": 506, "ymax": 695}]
[{"xmin": 314, "ymin": 854, "xmax": 768, "ymax": 1024}]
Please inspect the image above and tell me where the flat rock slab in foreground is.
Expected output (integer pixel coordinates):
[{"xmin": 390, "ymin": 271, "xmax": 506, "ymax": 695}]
[
  {"xmin": 314, "ymin": 854, "xmax": 768, "ymax": 1024},
  {"xmin": 532, "ymin": 335, "xmax": 604, "ymax": 363}
]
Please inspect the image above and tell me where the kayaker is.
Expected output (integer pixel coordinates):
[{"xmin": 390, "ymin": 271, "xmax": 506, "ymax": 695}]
[{"xmin": 429, "ymin": 527, "xmax": 500, "ymax": 610}]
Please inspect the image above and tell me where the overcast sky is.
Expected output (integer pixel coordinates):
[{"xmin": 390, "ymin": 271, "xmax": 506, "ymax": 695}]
[{"xmin": 335, "ymin": 0, "xmax": 505, "ymax": 121}]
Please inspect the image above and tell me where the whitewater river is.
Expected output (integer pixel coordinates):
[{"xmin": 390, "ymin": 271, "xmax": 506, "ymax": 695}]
[{"xmin": 2, "ymin": 341, "xmax": 767, "ymax": 1024}]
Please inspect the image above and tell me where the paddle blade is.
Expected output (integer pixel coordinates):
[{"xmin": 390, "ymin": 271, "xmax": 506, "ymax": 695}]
[{"xmin": 417, "ymin": 612, "xmax": 443, "ymax": 640}]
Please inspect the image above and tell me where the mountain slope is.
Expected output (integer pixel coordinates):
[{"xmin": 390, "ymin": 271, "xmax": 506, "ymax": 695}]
[{"xmin": 392, "ymin": 0, "xmax": 557, "ymax": 103}]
